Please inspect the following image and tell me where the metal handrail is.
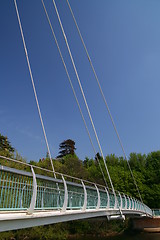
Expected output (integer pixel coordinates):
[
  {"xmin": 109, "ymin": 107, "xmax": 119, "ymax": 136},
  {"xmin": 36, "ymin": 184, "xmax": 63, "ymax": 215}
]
[{"xmin": 0, "ymin": 155, "xmax": 153, "ymax": 217}]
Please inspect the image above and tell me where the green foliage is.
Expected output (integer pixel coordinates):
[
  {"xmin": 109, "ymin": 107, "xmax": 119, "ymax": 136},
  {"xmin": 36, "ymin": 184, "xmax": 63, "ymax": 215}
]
[
  {"xmin": 0, "ymin": 133, "xmax": 14, "ymax": 157},
  {"xmin": 0, "ymin": 224, "xmax": 68, "ymax": 240},
  {"xmin": 57, "ymin": 154, "xmax": 88, "ymax": 180},
  {"xmin": 84, "ymin": 152, "xmax": 160, "ymax": 208}
]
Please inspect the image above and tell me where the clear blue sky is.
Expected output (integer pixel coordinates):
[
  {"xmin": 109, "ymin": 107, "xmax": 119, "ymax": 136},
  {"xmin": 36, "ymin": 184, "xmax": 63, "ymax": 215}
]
[{"xmin": 0, "ymin": 0, "xmax": 160, "ymax": 162}]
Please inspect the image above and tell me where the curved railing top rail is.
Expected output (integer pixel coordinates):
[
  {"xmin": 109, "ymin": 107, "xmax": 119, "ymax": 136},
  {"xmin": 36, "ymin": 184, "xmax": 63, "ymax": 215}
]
[
  {"xmin": 0, "ymin": 155, "xmax": 105, "ymax": 188},
  {"xmin": 0, "ymin": 165, "xmax": 101, "ymax": 192}
]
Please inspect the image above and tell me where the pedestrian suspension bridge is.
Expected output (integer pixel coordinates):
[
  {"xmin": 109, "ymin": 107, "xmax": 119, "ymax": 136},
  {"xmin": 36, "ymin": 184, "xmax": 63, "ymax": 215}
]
[{"xmin": 0, "ymin": 0, "xmax": 154, "ymax": 232}]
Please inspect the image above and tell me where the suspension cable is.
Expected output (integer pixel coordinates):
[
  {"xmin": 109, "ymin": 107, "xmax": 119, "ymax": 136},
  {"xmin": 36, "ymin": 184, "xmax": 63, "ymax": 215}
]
[
  {"xmin": 52, "ymin": 0, "xmax": 115, "ymax": 194},
  {"xmin": 41, "ymin": 0, "xmax": 108, "ymax": 188},
  {"xmin": 13, "ymin": 0, "xmax": 56, "ymax": 177},
  {"xmin": 66, "ymin": 0, "xmax": 143, "ymax": 204}
]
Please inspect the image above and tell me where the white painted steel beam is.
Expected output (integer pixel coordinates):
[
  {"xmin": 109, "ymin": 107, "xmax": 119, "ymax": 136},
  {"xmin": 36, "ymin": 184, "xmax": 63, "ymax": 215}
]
[{"xmin": 0, "ymin": 208, "xmax": 150, "ymax": 232}]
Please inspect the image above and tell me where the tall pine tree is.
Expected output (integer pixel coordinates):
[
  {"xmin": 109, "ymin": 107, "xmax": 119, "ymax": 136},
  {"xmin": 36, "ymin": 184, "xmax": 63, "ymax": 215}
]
[{"xmin": 57, "ymin": 139, "xmax": 76, "ymax": 158}]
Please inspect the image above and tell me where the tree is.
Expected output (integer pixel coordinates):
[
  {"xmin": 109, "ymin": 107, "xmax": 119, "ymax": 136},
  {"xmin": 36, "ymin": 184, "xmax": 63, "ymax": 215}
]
[
  {"xmin": 0, "ymin": 133, "xmax": 14, "ymax": 156},
  {"xmin": 60, "ymin": 154, "xmax": 88, "ymax": 179},
  {"xmin": 57, "ymin": 139, "xmax": 76, "ymax": 158}
]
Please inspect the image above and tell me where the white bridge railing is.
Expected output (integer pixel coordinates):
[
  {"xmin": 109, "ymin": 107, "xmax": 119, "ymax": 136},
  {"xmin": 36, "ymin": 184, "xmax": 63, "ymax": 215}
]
[{"xmin": 0, "ymin": 156, "xmax": 152, "ymax": 217}]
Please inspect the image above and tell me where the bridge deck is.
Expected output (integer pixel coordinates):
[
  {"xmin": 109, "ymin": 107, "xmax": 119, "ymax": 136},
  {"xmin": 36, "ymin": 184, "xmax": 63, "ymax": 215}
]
[{"xmin": 0, "ymin": 208, "xmax": 149, "ymax": 232}]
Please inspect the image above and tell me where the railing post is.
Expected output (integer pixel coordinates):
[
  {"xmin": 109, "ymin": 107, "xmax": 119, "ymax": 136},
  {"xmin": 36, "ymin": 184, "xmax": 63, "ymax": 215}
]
[
  {"xmin": 132, "ymin": 198, "xmax": 135, "ymax": 210},
  {"xmin": 133, "ymin": 198, "xmax": 136, "ymax": 210},
  {"xmin": 20, "ymin": 186, "xmax": 25, "ymax": 208},
  {"xmin": 41, "ymin": 188, "xmax": 46, "ymax": 209},
  {"xmin": 135, "ymin": 198, "xmax": 137, "ymax": 210},
  {"xmin": 128, "ymin": 197, "xmax": 131, "ymax": 209},
  {"xmin": 141, "ymin": 201, "xmax": 144, "ymax": 212},
  {"xmin": 136, "ymin": 200, "xmax": 139, "ymax": 211},
  {"xmin": 105, "ymin": 187, "xmax": 110, "ymax": 208},
  {"xmin": 61, "ymin": 175, "xmax": 68, "ymax": 212},
  {"xmin": 114, "ymin": 192, "xmax": 117, "ymax": 209},
  {"xmin": 81, "ymin": 180, "xmax": 87, "ymax": 211},
  {"xmin": 119, "ymin": 192, "xmax": 122, "ymax": 210},
  {"xmin": 131, "ymin": 198, "xmax": 134, "ymax": 210},
  {"xmin": 27, "ymin": 166, "xmax": 37, "ymax": 214},
  {"xmin": 143, "ymin": 203, "xmax": 145, "ymax": 213},
  {"xmin": 95, "ymin": 184, "xmax": 100, "ymax": 210},
  {"xmin": 123, "ymin": 194, "xmax": 127, "ymax": 210}
]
